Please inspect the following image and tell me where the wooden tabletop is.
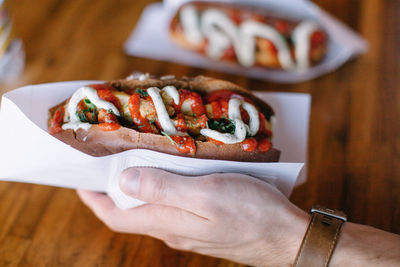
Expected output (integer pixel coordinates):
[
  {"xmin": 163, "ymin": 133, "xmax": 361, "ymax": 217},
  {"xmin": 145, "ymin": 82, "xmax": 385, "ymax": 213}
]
[{"xmin": 1, "ymin": 0, "xmax": 399, "ymax": 266}]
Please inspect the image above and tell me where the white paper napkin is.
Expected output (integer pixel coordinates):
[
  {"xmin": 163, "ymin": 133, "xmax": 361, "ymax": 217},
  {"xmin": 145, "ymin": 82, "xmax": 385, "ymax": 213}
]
[
  {"xmin": 124, "ymin": 0, "xmax": 368, "ymax": 83},
  {"xmin": 0, "ymin": 81, "xmax": 310, "ymax": 209}
]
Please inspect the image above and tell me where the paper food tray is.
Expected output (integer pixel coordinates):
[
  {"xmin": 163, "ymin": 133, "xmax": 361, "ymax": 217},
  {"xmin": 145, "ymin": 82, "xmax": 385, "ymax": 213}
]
[{"xmin": 124, "ymin": 0, "xmax": 368, "ymax": 83}]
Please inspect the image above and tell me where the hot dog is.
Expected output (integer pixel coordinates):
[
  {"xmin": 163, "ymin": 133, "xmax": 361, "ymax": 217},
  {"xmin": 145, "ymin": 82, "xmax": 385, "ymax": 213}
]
[
  {"xmin": 48, "ymin": 74, "xmax": 280, "ymax": 162},
  {"xmin": 170, "ymin": 1, "xmax": 327, "ymax": 70}
]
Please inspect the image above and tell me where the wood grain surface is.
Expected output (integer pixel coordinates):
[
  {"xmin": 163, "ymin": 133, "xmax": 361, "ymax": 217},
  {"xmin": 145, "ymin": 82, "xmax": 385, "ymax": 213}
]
[{"xmin": 0, "ymin": 0, "xmax": 399, "ymax": 266}]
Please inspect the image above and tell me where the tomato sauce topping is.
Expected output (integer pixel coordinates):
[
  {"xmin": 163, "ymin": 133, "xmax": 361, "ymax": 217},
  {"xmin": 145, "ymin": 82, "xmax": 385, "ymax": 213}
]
[
  {"xmin": 257, "ymin": 112, "xmax": 272, "ymax": 137},
  {"xmin": 205, "ymin": 90, "xmax": 236, "ymax": 103},
  {"xmin": 49, "ymin": 106, "xmax": 65, "ymax": 134},
  {"xmin": 175, "ymin": 113, "xmax": 188, "ymax": 132},
  {"xmin": 171, "ymin": 136, "xmax": 196, "ymax": 155},
  {"xmin": 310, "ymin": 31, "xmax": 326, "ymax": 48},
  {"xmin": 175, "ymin": 89, "xmax": 206, "ymax": 116},
  {"xmin": 97, "ymin": 109, "xmax": 120, "ymax": 131},
  {"xmin": 274, "ymin": 20, "xmax": 289, "ymax": 35},
  {"xmin": 128, "ymin": 93, "xmax": 159, "ymax": 134},
  {"xmin": 98, "ymin": 122, "xmax": 120, "ymax": 131},
  {"xmin": 221, "ymin": 45, "xmax": 237, "ymax": 61},
  {"xmin": 241, "ymin": 138, "xmax": 258, "ymax": 152},
  {"xmin": 208, "ymin": 137, "xmax": 225, "ymax": 146},
  {"xmin": 258, "ymin": 138, "xmax": 272, "ymax": 153},
  {"xmin": 197, "ymin": 114, "xmax": 208, "ymax": 129},
  {"xmin": 89, "ymin": 84, "xmax": 122, "ymax": 112}
]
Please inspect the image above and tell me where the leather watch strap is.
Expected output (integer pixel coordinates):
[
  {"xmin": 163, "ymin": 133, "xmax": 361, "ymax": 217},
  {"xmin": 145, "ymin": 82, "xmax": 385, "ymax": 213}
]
[{"xmin": 293, "ymin": 206, "xmax": 346, "ymax": 267}]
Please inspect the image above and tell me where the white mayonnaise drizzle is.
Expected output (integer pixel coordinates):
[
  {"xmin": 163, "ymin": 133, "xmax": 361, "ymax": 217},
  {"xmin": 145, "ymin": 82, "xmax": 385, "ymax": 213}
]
[
  {"xmin": 200, "ymin": 97, "xmax": 260, "ymax": 144},
  {"xmin": 162, "ymin": 85, "xmax": 180, "ymax": 105},
  {"xmin": 201, "ymin": 9, "xmax": 237, "ymax": 60},
  {"xmin": 200, "ymin": 119, "xmax": 247, "ymax": 144},
  {"xmin": 239, "ymin": 20, "xmax": 295, "ymax": 70},
  {"xmin": 147, "ymin": 86, "xmax": 185, "ymax": 136},
  {"xmin": 180, "ymin": 5, "xmax": 204, "ymax": 45},
  {"xmin": 62, "ymin": 86, "xmax": 120, "ymax": 132},
  {"xmin": 180, "ymin": 6, "xmax": 320, "ymax": 70},
  {"xmin": 292, "ymin": 21, "xmax": 319, "ymax": 70},
  {"xmin": 227, "ymin": 97, "xmax": 260, "ymax": 137}
]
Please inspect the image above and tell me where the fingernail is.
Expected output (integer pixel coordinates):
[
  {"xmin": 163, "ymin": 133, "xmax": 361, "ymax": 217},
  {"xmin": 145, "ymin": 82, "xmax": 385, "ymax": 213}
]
[{"xmin": 119, "ymin": 168, "xmax": 140, "ymax": 196}]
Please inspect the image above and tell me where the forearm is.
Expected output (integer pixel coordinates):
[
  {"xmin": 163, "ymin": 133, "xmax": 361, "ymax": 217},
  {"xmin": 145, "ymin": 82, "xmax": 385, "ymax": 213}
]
[{"xmin": 330, "ymin": 222, "xmax": 400, "ymax": 266}]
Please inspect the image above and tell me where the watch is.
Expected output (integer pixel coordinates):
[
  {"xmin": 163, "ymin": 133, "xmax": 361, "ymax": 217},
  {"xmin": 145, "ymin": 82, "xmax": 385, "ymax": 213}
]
[{"xmin": 293, "ymin": 205, "xmax": 347, "ymax": 267}]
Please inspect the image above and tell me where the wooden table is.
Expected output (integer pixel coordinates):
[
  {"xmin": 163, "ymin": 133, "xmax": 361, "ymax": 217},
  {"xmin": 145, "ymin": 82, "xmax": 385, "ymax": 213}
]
[{"xmin": 1, "ymin": 0, "xmax": 399, "ymax": 266}]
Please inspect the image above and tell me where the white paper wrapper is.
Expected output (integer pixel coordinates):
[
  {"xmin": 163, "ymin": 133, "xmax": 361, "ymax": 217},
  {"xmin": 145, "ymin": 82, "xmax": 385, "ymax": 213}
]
[
  {"xmin": 124, "ymin": 0, "xmax": 368, "ymax": 83},
  {"xmin": 0, "ymin": 81, "xmax": 309, "ymax": 209}
]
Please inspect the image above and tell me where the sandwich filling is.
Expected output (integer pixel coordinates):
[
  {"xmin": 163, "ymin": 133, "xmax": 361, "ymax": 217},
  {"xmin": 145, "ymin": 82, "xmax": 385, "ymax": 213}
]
[{"xmin": 49, "ymin": 83, "xmax": 274, "ymax": 155}]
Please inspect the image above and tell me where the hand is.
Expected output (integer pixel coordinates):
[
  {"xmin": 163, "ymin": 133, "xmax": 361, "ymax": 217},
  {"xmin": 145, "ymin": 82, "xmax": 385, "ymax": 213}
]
[{"xmin": 78, "ymin": 168, "xmax": 309, "ymax": 266}]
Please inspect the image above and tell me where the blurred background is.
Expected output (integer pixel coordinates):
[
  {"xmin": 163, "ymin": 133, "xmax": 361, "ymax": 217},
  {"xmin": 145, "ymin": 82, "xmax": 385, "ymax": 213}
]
[{"xmin": 0, "ymin": 0, "xmax": 399, "ymax": 266}]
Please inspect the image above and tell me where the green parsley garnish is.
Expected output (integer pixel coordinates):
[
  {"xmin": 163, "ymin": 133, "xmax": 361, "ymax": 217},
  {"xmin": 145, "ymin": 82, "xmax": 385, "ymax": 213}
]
[
  {"xmin": 84, "ymin": 99, "xmax": 96, "ymax": 112},
  {"xmin": 136, "ymin": 88, "xmax": 148, "ymax": 97},
  {"xmin": 76, "ymin": 111, "xmax": 88, "ymax": 122},
  {"xmin": 208, "ymin": 119, "xmax": 235, "ymax": 134},
  {"xmin": 161, "ymin": 131, "xmax": 177, "ymax": 146}
]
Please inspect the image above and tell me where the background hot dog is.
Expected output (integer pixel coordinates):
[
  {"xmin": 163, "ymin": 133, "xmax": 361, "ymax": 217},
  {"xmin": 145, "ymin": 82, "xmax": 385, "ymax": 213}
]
[{"xmin": 170, "ymin": 1, "xmax": 327, "ymax": 70}]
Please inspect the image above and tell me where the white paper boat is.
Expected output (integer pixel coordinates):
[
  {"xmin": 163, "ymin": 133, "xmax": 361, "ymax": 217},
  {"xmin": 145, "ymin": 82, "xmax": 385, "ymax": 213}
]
[{"xmin": 125, "ymin": 0, "xmax": 368, "ymax": 83}]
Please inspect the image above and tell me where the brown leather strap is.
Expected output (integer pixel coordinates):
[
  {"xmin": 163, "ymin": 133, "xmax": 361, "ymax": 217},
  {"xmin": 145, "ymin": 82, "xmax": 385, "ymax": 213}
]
[{"xmin": 293, "ymin": 212, "xmax": 345, "ymax": 267}]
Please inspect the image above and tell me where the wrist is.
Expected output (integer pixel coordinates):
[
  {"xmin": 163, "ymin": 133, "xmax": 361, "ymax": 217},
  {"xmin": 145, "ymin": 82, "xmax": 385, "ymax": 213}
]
[
  {"xmin": 257, "ymin": 205, "xmax": 310, "ymax": 267},
  {"xmin": 284, "ymin": 208, "xmax": 310, "ymax": 266}
]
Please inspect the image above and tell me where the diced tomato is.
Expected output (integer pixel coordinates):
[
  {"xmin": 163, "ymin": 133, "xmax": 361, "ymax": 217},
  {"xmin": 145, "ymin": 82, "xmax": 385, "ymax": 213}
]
[
  {"xmin": 171, "ymin": 136, "xmax": 196, "ymax": 155},
  {"xmin": 241, "ymin": 138, "xmax": 258, "ymax": 152},
  {"xmin": 49, "ymin": 106, "xmax": 65, "ymax": 135},
  {"xmin": 197, "ymin": 114, "xmax": 208, "ymax": 129},
  {"xmin": 211, "ymin": 101, "xmax": 223, "ymax": 119},
  {"xmin": 258, "ymin": 138, "xmax": 272, "ymax": 152},
  {"xmin": 175, "ymin": 113, "xmax": 188, "ymax": 132}
]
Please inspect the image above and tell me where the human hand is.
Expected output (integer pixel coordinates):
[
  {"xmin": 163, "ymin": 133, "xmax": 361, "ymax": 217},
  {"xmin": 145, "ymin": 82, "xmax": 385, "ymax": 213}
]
[{"xmin": 78, "ymin": 168, "xmax": 309, "ymax": 266}]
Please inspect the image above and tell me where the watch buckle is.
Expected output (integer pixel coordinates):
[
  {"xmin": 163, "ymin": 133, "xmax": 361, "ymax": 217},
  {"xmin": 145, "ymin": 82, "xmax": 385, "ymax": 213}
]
[{"xmin": 311, "ymin": 205, "xmax": 347, "ymax": 222}]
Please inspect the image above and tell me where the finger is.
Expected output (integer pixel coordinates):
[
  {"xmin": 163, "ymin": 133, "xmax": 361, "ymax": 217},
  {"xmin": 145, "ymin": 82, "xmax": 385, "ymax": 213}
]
[
  {"xmin": 77, "ymin": 189, "xmax": 152, "ymax": 234},
  {"xmin": 119, "ymin": 168, "xmax": 207, "ymax": 215},
  {"xmin": 77, "ymin": 189, "xmax": 117, "ymax": 223},
  {"xmin": 78, "ymin": 189, "xmax": 209, "ymax": 237},
  {"xmin": 147, "ymin": 204, "xmax": 213, "ymax": 237},
  {"xmin": 116, "ymin": 203, "xmax": 210, "ymax": 237}
]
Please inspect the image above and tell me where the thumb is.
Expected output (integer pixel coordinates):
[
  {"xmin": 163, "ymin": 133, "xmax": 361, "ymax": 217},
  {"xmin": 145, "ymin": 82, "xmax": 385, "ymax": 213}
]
[{"xmin": 119, "ymin": 168, "xmax": 199, "ymax": 212}]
